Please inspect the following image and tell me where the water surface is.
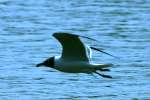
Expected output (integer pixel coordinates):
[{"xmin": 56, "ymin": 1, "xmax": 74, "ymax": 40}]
[{"xmin": 0, "ymin": 0, "xmax": 150, "ymax": 100}]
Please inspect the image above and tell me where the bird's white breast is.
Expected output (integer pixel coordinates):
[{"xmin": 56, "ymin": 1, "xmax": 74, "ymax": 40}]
[{"xmin": 54, "ymin": 56, "xmax": 94, "ymax": 73}]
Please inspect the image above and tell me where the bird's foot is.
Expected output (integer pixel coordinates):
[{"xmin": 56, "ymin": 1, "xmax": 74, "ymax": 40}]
[{"xmin": 94, "ymin": 72, "xmax": 112, "ymax": 79}]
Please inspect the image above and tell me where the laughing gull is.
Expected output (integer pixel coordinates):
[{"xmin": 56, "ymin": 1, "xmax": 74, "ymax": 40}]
[{"xmin": 36, "ymin": 32, "xmax": 115, "ymax": 78}]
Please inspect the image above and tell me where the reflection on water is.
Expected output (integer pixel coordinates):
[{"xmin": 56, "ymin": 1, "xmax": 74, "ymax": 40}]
[{"xmin": 0, "ymin": 0, "xmax": 150, "ymax": 100}]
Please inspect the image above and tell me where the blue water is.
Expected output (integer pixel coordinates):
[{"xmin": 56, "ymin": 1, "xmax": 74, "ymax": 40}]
[{"xmin": 0, "ymin": 0, "xmax": 150, "ymax": 100}]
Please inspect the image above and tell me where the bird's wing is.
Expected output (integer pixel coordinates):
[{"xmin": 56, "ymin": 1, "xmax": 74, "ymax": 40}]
[
  {"xmin": 53, "ymin": 33, "xmax": 89, "ymax": 62},
  {"xmin": 86, "ymin": 46, "xmax": 92, "ymax": 60}
]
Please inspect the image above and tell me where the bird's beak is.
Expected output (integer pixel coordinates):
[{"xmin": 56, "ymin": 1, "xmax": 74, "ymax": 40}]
[{"xmin": 36, "ymin": 63, "xmax": 44, "ymax": 67}]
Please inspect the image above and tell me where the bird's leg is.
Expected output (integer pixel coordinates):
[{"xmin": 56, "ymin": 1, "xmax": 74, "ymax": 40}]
[{"xmin": 94, "ymin": 71, "xmax": 112, "ymax": 79}]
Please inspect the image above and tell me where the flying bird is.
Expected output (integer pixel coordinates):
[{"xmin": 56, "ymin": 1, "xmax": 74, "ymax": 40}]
[{"xmin": 36, "ymin": 32, "xmax": 115, "ymax": 78}]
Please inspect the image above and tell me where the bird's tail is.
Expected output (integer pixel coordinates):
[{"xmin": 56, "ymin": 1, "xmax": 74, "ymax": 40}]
[
  {"xmin": 93, "ymin": 63, "xmax": 113, "ymax": 72},
  {"xmin": 94, "ymin": 63, "xmax": 113, "ymax": 68}
]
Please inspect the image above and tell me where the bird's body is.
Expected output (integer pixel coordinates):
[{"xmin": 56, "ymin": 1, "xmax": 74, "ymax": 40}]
[
  {"xmin": 36, "ymin": 32, "xmax": 113, "ymax": 78},
  {"xmin": 53, "ymin": 56, "xmax": 111, "ymax": 73}
]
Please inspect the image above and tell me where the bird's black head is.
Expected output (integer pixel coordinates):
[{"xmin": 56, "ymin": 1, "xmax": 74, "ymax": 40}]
[{"xmin": 36, "ymin": 56, "xmax": 55, "ymax": 68}]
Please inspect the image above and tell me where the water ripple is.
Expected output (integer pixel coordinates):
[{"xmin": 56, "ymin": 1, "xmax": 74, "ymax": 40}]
[{"xmin": 0, "ymin": 0, "xmax": 150, "ymax": 100}]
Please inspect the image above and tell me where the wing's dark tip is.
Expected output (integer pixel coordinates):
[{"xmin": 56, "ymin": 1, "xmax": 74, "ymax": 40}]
[
  {"xmin": 90, "ymin": 46, "xmax": 120, "ymax": 59},
  {"xmin": 53, "ymin": 32, "xmax": 99, "ymax": 42},
  {"xmin": 53, "ymin": 32, "xmax": 78, "ymax": 37},
  {"xmin": 79, "ymin": 35, "xmax": 98, "ymax": 42}
]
